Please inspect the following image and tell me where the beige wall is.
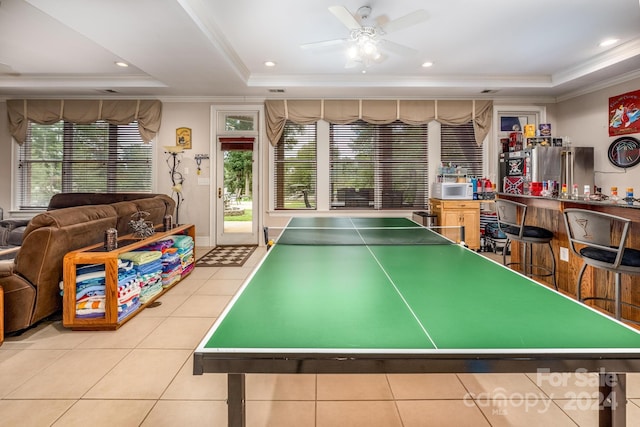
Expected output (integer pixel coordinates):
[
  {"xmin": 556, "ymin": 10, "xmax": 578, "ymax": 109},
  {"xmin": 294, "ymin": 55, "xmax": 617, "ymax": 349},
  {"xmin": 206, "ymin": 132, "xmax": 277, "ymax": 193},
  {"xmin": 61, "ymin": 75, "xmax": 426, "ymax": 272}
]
[
  {"xmin": 156, "ymin": 102, "xmax": 212, "ymax": 240},
  {"xmin": 555, "ymin": 77, "xmax": 640, "ymax": 193}
]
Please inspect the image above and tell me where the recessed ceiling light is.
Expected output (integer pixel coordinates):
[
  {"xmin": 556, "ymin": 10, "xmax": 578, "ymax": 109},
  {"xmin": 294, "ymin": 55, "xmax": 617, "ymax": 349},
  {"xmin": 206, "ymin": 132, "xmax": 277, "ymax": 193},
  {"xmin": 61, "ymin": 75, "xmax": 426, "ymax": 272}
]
[
  {"xmin": 264, "ymin": 61, "xmax": 276, "ymax": 67},
  {"xmin": 599, "ymin": 39, "xmax": 619, "ymax": 47},
  {"xmin": 115, "ymin": 61, "xmax": 129, "ymax": 67},
  {"xmin": 421, "ymin": 61, "xmax": 434, "ymax": 68}
]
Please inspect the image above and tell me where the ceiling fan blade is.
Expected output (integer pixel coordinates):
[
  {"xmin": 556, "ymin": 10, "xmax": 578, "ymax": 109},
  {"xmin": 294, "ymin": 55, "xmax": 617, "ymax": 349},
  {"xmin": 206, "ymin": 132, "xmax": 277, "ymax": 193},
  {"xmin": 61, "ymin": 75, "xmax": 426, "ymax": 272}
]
[
  {"xmin": 300, "ymin": 38, "xmax": 348, "ymax": 50},
  {"xmin": 329, "ymin": 5, "xmax": 361, "ymax": 30},
  {"xmin": 378, "ymin": 39, "xmax": 418, "ymax": 57},
  {"xmin": 380, "ymin": 9, "xmax": 429, "ymax": 34}
]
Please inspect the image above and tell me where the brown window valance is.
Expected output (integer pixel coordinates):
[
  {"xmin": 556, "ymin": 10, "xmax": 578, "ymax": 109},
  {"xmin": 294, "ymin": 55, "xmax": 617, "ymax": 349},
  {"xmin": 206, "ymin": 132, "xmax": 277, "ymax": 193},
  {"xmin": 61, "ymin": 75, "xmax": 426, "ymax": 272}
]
[
  {"xmin": 7, "ymin": 99, "xmax": 162, "ymax": 144},
  {"xmin": 265, "ymin": 99, "xmax": 492, "ymax": 146}
]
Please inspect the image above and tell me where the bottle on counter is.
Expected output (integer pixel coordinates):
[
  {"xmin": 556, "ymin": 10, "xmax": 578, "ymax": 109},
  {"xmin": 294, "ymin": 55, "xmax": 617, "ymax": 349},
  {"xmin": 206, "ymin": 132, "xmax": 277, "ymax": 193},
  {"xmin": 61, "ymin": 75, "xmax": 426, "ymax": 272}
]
[
  {"xmin": 610, "ymin": 187, "xmax": 619, "ymax": 203},
  {"xmin": 541, "ymin": 181, "xmax": 549, "ymax": 197},
  {"xmin": 561, "ymin": 183, "xmax": 568, "ymax": 199},
  {"xmin": 583, "ymin": 185, "xmax": 590, "ymax": 201},
  {"xmin": 626, "ymin": 187, "xmax": 634, "ymax": 205},
  {"xmin": 572, "ymin": 183, "xmax": 579, "ymax": 200}
]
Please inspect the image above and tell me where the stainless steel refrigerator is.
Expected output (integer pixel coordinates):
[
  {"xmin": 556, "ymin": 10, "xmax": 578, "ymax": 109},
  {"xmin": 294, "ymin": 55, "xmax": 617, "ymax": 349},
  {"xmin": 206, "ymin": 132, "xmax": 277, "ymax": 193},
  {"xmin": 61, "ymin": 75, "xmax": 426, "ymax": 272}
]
[{"xmin": 499, "ymin": 146, "xmax": 594, "ymax": 192}]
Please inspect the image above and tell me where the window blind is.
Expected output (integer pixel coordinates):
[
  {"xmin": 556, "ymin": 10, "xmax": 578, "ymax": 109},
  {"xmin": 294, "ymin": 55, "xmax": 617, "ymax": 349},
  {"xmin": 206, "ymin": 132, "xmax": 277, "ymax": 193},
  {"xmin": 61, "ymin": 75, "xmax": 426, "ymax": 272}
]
[
  {"xmin": 330, "ymin": 120, "xmax": 429, "ymax": 209},
  {"xmin": 441, "ymin": 122, "xmax": 483, "ymax": 177},
  {"xmin": 273, "ymin": 122, "xmax": 317, "ymax": 210},
  {"xmin": 18, "ymin": 120, "xmax": 152, "ymax": 210}
]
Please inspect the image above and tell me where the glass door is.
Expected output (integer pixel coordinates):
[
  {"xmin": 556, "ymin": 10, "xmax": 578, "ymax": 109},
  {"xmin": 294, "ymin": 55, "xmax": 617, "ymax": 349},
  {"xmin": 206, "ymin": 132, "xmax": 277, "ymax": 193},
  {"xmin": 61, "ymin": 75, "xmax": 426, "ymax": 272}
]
[{"xmin": 215, "ymin": 111, "xmax": 259, "ymax": 245}]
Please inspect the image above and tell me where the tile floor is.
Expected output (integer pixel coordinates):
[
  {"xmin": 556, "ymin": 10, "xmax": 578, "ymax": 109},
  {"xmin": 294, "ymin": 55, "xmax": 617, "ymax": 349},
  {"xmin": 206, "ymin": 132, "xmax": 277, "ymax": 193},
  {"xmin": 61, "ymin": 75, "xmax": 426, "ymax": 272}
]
[{"xmin": 1, "ymin": 246, "xmax": 640, "ymax": 426}]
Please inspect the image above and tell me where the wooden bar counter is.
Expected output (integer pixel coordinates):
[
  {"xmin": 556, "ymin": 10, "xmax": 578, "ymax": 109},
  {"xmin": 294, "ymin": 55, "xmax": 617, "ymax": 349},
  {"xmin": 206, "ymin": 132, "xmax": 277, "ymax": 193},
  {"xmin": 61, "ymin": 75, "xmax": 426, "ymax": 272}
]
[{"xmin": 497, "ymin": 193, "xmax": 640, "ymax": 323}]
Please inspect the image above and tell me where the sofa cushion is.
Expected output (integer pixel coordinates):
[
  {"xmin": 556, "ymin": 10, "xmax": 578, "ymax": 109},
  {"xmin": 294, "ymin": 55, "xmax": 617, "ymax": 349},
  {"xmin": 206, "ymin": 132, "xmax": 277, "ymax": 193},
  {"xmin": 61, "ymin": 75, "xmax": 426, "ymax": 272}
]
[
  {"xmin": 47, "ymin": 192, "xmax": 168, "ymax": 210},
  {"xmin": 7, "ymin": 227, "xmax": 25, "ymax": 247}
]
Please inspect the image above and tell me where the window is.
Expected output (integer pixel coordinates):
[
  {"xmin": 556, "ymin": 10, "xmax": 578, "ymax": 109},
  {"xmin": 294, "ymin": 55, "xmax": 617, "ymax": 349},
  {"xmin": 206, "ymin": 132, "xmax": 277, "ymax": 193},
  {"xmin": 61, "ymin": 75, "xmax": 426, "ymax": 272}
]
[
  {"xmin": 219, "ymin": 112, "xmax": 257, "ymax": 133},
  {"xmin": 17, "ymin": 120, "xmax": 153, "ymax": 210},
  {"xmin": 441, "ymin": 121, "xmax": 482, "ymax": 177},
  {"xmin": 273, "ymin": 122, "xmax": 317, "ymax": 209},
  {"xmin": 330, "ymin": 121, "xmax": 429, "ymax": 209}
]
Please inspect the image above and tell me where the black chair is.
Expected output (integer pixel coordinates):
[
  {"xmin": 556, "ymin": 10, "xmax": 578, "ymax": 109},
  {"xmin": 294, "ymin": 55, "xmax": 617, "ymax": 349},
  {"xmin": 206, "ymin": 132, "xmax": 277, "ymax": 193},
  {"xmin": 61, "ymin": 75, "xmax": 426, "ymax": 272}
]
[
  {"xmin": 563, "ymin": 208, "xmax": 640, "ymax": 320},
  {"xmin": 495, "ymin": 199, "xmax": 557, "ymax": 289}
]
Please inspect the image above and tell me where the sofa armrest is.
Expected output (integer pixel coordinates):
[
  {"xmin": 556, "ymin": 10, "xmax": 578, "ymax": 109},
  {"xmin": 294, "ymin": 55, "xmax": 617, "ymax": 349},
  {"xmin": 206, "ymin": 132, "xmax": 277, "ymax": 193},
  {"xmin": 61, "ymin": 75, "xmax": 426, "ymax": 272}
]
[
  {"xmin": 0, "ymin": 259, "xmax": 16, "ymax": 277},
  {"xmin": 0, "ymin": 219, "xmax": 30, "ymax": 231}
]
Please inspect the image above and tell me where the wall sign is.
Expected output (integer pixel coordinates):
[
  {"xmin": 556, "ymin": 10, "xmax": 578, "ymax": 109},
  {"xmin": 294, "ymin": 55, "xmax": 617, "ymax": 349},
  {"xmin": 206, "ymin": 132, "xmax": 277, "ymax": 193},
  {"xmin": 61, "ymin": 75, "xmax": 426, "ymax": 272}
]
[
  {"xmin": 608, "ymin": 136, "xmax": 640, "ymax": 169},
  {"xmin": 609, "ymin": 89, "xmax": 640, "ymax": 136},
  {"xmin": 176, "ymin": 127, "xmax": 192, "ymax": 149}
]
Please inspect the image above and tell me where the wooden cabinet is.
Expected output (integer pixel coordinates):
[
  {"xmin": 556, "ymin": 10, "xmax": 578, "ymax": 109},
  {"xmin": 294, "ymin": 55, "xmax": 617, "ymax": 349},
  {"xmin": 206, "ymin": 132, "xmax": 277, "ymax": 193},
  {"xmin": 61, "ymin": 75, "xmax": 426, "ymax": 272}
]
[
  {"xmin": 62, "ymin": 224, "xmax": 195, "ymax": 330},
  {"xmin": 429, "ymin": 199, "xmax": 481, "ymax": 250}
]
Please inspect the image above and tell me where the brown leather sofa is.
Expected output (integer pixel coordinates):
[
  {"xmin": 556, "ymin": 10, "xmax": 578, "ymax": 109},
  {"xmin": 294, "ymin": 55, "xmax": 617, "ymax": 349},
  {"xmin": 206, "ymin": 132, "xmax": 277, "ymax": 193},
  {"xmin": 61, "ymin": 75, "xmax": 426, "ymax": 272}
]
[{"xmin": 0, "ymin": 194, "xmax": 175, "ymax": 334}]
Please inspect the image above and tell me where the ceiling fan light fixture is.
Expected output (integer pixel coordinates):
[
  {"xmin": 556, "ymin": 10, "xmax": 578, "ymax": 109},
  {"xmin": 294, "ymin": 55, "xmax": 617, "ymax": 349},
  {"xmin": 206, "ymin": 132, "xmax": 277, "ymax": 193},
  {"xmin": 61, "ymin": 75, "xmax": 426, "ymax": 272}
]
[{"xmin": 305, "ymin": 6, "xmax": 428, "ymax": 69}]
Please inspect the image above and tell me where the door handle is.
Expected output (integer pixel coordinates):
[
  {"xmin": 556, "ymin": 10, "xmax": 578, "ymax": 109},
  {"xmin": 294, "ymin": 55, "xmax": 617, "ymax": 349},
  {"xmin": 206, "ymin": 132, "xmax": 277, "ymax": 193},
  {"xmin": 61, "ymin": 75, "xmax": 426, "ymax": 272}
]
[{"xmin": 218, "ymin": 188, "xmax": 222, "ymax": 198}]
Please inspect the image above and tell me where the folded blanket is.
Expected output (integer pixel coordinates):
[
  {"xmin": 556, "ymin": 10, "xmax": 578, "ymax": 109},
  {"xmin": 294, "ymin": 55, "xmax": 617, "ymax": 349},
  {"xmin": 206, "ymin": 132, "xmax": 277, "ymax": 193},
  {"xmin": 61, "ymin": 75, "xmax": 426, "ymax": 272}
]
[
  {"xmin": 134, "ymin": 238, "xmax": 174, "ymax": 252},
  {"xmin": 75, "ymin": 270, "xmax": 106, "ymax": 284},
  {"xmin": 119, "ymin": 251, "xmax": 162, "ymax": 264},
  {"xmin": 76, "ymin": 264, "xmax": 106, "ymax": 276},
  {"xmin": 76, "ymin": 284, "xmax": 106, "ymax": 300},
  {"xmin": 76, "ymin": 298, "xmax": 105, "ymax": 313},
  {"xmin": 118, "ymin": 298, "xmax": 140, "ymax": 321},
  {"xmin": 170, "ymin": 235, "xmax": 194, "ymax": 249},
  {"xmin": 181, "ymin": 263, "xmax": 195, "ymax": 277},
  {"xmin": 76, "ymin": 288, "xmax": 105, "ymax": 301},
  {"xmin": 136, "ymin": 259, "xmax": 164, "ymax": 276}
]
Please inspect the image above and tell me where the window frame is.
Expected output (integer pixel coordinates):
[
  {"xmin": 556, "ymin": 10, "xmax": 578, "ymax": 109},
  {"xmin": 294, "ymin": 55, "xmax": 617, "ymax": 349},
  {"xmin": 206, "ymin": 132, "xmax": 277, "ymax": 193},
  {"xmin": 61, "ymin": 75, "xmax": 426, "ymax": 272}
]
[
  {"xmin": 14, "ymin": 120, "xmax": 154, "ymax": 211},
  {"xmin": 329, "ymin": 120, "xmax": 429, "ymax": 210},
  {"xmin": 272, "ymin": 121, "xmax": 318, "ymax": 210}
]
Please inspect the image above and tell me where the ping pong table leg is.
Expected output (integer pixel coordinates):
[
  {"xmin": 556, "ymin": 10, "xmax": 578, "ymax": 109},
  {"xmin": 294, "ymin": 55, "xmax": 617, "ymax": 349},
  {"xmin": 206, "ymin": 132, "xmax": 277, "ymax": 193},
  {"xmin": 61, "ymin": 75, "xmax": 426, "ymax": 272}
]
[
  {"xmin": 228, "ymin": 373, "xmax": 246, "ymax": 427},
  {"xmin": 599, "ymin": 372, "xmax": 626, "ymax": 427}
]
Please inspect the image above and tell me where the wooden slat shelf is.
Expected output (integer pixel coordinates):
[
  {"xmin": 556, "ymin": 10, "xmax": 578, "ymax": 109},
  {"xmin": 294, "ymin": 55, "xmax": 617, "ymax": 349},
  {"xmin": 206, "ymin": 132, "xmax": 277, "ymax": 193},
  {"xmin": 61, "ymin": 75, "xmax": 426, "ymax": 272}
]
[{"xmin": 62, "ymin": 224, "xmax": 195, "ymax": 330}]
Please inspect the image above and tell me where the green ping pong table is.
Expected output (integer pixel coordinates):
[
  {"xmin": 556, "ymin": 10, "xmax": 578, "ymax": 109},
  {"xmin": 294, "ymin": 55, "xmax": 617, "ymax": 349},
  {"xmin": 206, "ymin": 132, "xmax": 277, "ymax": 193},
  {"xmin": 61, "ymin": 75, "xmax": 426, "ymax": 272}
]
[{"xmin": 194, "ymin": 217, "xmax": 640, "ymax": 427}]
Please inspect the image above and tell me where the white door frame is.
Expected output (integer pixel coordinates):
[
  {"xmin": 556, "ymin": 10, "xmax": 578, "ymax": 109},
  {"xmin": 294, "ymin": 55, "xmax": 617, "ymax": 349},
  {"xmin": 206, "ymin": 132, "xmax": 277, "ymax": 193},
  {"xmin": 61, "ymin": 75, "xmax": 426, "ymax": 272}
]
[{"xmin": 210, "ymin": 105, "xmax": 263, "ymax": 246}]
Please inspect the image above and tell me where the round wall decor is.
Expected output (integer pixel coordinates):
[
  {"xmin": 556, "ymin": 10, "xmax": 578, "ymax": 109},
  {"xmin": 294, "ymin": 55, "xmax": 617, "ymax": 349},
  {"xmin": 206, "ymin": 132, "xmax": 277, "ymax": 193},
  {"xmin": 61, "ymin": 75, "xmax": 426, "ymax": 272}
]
[{"xmin": 608, "ymin": 136, "xmax": 640, "ymax": 168}]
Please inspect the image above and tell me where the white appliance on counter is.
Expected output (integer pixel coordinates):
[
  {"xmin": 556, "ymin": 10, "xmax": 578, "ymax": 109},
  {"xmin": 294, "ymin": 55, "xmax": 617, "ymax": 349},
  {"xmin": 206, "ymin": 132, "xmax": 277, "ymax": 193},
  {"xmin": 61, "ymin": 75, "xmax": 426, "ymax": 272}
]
[{"xmin": 432, "ymin": 182, "xmax": 474, "ymax": 200}]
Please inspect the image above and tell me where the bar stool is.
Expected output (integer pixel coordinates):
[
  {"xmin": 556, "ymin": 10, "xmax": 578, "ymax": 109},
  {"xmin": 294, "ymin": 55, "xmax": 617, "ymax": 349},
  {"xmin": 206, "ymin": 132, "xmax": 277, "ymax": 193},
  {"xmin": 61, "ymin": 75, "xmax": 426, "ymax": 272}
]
[
  {"xmin": 563, "ymin": 208, "xmax": 640, "ymax": 321},
  {"xmin": 495, "ymin": 199, "xmax": 557, "ymax": 289}
]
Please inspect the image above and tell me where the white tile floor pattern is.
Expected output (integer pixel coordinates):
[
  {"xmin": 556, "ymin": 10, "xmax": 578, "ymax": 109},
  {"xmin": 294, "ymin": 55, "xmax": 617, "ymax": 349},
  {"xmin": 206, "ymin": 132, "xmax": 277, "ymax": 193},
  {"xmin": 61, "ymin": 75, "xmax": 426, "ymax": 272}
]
[{"xmin": 1, "ymin": 247, "xmax": 640, "ymax": 426}]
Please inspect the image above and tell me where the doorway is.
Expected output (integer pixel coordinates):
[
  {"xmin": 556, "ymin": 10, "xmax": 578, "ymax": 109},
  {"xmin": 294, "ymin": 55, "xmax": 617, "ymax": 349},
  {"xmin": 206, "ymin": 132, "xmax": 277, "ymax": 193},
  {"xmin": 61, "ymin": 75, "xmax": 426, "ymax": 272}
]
[{"xmin": 214, "ymin": 111, "xmax": 259, "ymax": 246}]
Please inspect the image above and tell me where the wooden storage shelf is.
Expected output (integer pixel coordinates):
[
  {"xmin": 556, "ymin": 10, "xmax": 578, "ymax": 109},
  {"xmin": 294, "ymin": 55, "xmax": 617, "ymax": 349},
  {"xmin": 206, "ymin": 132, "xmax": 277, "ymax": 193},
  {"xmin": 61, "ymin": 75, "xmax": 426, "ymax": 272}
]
[{"xmin": 62, "ymin": 224, "xmax": 195, "ymax": 330}]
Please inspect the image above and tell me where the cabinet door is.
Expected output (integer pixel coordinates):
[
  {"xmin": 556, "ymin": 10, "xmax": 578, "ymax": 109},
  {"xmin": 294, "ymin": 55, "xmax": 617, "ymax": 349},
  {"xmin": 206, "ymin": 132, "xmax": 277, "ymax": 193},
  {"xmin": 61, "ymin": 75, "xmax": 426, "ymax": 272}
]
[
  {"xmin": 441, "ymin": 210, "xmax": 463, "ymax": 243},
  {"xmin": 460, "ymin": 209, "xmax": 480, "ymax": 250}
]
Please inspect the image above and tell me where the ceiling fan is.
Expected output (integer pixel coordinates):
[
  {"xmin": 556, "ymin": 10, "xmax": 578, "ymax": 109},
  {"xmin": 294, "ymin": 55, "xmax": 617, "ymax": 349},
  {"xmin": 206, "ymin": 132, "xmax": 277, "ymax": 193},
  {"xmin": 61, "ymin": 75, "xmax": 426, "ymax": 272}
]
[{"xmin": 301, "ymin": 5, "xmax": 429, "ymax": 69}]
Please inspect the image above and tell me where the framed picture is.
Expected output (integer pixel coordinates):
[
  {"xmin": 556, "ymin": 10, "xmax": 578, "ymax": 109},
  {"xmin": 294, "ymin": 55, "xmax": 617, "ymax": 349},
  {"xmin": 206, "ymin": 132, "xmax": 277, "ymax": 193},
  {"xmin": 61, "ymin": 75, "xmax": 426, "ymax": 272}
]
[
  {"xmin": 176, "ymin": 127, "xmax": 192, "ymax": 149},
  {"xmin": 500, "ymin": 116, "xmax": 528, "ymax": 132},
  {"xmin": 609, "ymin": 90, "xmax": 640, "ymax": 136}
]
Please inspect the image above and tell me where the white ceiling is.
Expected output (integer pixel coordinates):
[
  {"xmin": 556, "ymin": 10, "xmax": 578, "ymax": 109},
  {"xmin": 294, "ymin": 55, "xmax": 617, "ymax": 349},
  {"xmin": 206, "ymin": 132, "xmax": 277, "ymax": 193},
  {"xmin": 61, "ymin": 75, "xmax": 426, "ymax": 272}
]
[{"xmin": 1, "ymin": 0, "xmax": 640, "ymax": 101}]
